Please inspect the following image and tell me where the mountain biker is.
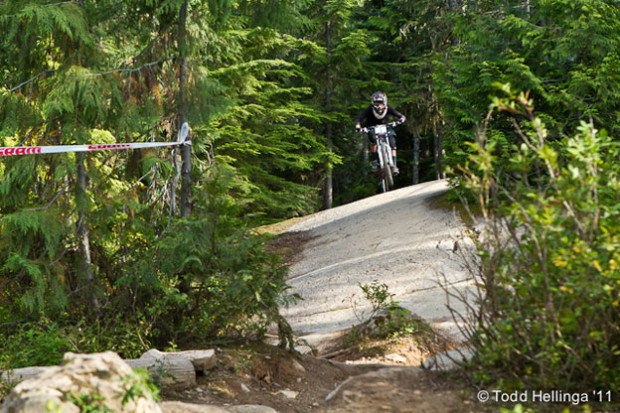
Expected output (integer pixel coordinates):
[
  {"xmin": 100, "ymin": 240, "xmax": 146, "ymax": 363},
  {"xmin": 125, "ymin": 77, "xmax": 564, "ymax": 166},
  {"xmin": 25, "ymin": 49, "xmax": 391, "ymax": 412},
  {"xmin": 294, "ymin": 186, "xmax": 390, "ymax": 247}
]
[{"xmin": 354, "ymin": 91, "xmax": 406, "ymax": 175}]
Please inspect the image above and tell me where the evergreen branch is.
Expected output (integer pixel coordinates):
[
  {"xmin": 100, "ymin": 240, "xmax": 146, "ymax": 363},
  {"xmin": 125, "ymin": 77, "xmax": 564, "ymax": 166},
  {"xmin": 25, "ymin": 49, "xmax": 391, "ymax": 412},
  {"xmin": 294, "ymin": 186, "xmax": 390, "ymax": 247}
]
[
  {"xmin": 4, "ymin": 70, "xmax": 56, "ymax": 94},
  {"xmin": 0, "ymin": 321, "xmax": 25, "ymax": 329},
  {"xmin": 24, "ymin": 182, "xmax": 71, "ymax": 212},
  {"xmin": 48, "ymin": 1, "xmax": 81, "ymax": 5},
  {"xmin": 21, "ymin": 119, "xmax": 59, "ymax": 146},
  {"xmin": 39, "ymin": 1, "xmax": 81, "ymax": 6},
  {"xmin": 82, "ymin": 59, "xmax": 170, "ymax": 78},
  {"xmin": 3, "ymin": 60, "xmax": 168, "ymax": 95},
  {"xmin": 2, "ymin": 2, "xmax": 81, "ymax": 18}
]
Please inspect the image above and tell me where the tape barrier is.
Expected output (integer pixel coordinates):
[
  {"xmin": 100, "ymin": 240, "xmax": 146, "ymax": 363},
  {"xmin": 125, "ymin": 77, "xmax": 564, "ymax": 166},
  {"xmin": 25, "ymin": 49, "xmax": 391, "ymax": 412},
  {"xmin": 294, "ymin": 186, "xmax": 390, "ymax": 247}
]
[{"xmin": 0, "ymin": 123, "xmax": 190, "ymax": 158}]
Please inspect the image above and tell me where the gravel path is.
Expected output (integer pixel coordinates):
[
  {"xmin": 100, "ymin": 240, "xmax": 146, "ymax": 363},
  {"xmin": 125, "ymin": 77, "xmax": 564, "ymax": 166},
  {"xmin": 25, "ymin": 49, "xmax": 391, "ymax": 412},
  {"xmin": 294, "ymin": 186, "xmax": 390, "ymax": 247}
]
[{"xmin": 278, "ymin": 180, "xmax": 476, "ymax": 350}]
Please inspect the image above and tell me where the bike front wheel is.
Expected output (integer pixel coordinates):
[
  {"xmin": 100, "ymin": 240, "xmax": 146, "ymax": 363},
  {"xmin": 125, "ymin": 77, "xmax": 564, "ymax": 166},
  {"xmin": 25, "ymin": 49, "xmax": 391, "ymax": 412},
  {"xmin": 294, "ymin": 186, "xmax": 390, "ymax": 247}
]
[{"xmin": 380, "ymin": 144, "xmax": 393, "ymax": 191}]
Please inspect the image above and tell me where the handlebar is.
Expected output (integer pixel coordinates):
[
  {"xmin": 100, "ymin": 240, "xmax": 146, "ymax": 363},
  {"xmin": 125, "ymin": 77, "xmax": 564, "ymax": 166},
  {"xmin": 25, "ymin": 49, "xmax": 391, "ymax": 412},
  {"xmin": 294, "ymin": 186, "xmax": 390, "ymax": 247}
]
[{"xmin": 357, "ymin": 121, "xmax": 400, "ymax": 134}]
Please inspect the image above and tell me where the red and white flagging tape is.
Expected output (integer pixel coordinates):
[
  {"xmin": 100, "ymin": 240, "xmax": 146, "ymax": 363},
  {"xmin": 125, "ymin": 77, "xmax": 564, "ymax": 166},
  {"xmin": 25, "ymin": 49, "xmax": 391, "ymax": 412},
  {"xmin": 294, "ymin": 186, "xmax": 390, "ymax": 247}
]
[{"xmin": 1, "ymin": 123, "xmax": 190, "ymax": 158}]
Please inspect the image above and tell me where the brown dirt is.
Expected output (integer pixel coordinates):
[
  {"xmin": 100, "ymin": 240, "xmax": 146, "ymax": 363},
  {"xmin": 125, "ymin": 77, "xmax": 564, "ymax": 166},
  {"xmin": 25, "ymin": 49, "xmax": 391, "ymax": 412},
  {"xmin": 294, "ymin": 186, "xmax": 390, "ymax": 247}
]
[
  {"xmin": 161, "ymin": 337, "xmax": 482, "ymax": 413},
  {"xmin": 161, "ymin": 336, "xmax": 617, "ymax": 413}
]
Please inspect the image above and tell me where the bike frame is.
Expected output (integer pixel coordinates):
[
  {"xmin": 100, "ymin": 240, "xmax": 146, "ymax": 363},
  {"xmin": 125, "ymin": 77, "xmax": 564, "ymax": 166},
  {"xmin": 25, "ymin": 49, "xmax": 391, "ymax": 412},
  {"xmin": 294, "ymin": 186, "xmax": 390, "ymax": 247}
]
[{"xmin": 363, "ymin": 123, "xmax": 396, "ymax": 192}]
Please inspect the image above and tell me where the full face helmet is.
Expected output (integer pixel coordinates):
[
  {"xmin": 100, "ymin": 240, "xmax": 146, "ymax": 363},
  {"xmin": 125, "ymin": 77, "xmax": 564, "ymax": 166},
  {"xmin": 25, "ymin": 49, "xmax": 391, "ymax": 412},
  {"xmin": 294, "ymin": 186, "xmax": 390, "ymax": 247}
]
[{"xmin": 371, "ymin": 91, "xmax": 387, "ymax": 117}]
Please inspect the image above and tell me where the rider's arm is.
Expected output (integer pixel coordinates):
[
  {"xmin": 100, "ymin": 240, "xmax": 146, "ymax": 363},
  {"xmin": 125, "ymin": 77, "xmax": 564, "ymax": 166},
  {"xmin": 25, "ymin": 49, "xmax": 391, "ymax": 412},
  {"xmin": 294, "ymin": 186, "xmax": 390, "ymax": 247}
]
[
  {"xmin": 387, "ymin": 106, "xmax": 406, "ymax": 125},
  {"xmin": 354, "ymin": 106, "xmax": 372, "ymax": 130}
]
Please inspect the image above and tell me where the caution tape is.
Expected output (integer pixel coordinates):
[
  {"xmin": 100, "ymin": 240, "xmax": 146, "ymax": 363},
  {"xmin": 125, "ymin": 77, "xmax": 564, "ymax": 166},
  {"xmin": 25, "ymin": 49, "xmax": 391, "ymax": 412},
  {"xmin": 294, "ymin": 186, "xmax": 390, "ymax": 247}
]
[{"xmin": 1, "ymin": 123, "xmax": 190, "ymax": 158}]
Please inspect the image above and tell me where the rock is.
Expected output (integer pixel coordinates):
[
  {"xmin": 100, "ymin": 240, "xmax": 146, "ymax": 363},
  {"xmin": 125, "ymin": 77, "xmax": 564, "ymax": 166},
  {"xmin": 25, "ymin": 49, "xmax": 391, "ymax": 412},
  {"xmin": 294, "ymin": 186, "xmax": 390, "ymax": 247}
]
[
  {"xmin": 385, "ymin": 353, "xmax": 407, "ymax": 364},
  {"xmin": 276, "ymin": 389, "xmax": 298, "ymax": 399},
  {"xmin": 159, "ymin": 401, "xmax": 229, "ymax": 412},
  {"xmin": 125, "ymin": 349, "xmax": 197, "ymax": 389},
  {"xmin": 227, "ymin": 406, "xmax": 279, "ymax": 413},
  {"xmin": 1, "ymin": 352, "xmax": 162, "ymax": 413},
  {"xmin": 160, "ymin": 404, "xmax": 279, "ymax": 413},
  {"xmin": 0, "ymin": 366, "xmax": 50, "ymax": 384},
  {"xmin": 176, "ymin": 349, "xmax": 217, "ymax": 371},
  {"xmin": 421, "ymin": 348, "xmax": 473, "ymax": 371}
]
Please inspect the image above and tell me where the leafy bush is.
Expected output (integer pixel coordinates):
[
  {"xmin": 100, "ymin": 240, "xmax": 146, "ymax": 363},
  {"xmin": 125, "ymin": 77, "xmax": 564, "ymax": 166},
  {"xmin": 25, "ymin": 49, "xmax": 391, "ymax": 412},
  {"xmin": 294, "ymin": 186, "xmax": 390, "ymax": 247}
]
[
  {"xmin": 346, "ymin": 280, "xmax": 437, "ymax": 345},
  {"xmin": 0, "ymin": 320, "xmax": 74, "ymax": 368},
  {"xmin": 459, "ymin": 86, "xmax": 619, "ymax": 391},
  {"xmin": 0, "ymin": 316, "xmax": 154, "ymax": 369},
  {"xmin": 0, "ymin": 156, "xmax": 298, "ymax": 367}
]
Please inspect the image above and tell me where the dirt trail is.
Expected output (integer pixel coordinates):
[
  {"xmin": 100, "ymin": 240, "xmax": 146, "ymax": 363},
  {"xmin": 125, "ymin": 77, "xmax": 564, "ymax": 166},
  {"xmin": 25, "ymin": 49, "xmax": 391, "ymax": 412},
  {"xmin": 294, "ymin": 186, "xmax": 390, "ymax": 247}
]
[
  {"xmin": 161, "ymin": 182, "xmax": 484, "ymax": 413},
  {"xmin": 277, "ymin": 179, "xmax": 475, "ymax": 352}
]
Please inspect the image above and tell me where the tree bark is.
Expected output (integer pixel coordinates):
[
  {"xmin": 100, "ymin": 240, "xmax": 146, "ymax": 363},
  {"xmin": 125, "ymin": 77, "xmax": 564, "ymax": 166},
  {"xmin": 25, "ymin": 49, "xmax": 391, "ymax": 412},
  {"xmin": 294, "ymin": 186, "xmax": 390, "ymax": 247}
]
[
  {"xmin": 324, "ymin": 124, "xmax": 333, "ymax": 209},
  {"xmin": 178, "ymin": 0, "xmax": 192, "ymax": 217},
  {"xmin": 76, "ymin": 153, "xmax": 99, "ymax": 311},
  {"xmin": 412, "ymin": 135, "xmax": 420, "ymax": 185},
  {"xmin": 323, "ymin": 20, "xmax": 334, "ymax": 209},
  {"xmin": 434, "ymin": 124, "xmax": 445, "ymax": 180}
]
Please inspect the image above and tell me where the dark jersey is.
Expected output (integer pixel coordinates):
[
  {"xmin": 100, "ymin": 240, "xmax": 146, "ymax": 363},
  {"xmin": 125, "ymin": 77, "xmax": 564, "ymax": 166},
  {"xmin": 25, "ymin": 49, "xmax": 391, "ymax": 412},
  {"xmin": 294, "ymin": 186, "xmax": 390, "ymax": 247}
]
[{"xmin": 354, "ymin": 105, "xmax": 406, "ymax": 127}]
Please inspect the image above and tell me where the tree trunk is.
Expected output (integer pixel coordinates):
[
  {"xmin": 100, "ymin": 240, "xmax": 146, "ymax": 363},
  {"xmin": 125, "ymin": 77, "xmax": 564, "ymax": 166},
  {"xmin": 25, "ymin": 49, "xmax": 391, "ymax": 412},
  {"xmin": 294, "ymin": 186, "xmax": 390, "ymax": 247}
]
[
  {"xmin": 412, "ymin": 135, "xmax": 420, "ymax": 185},
  {"xmin": 180, "ymin": 120, "xmax": 192, "ymax": 217},
  {"xmin": 323, "ymin": 20, "xmax": 333, "ymax": 210},
  {"xmin": 434, "ymin": 125, "xmax": 445, "ymax": 180},
  {"xmin": 76, "ymin": 153, "xmax": 99, "ymax": 311},
  {"xmin": 324, "ymin": 124, "xmax": 333, "ymax": 209},
  {"xmin": 178, "ymin": 0, "xmax": 192, "ymax": 218}
]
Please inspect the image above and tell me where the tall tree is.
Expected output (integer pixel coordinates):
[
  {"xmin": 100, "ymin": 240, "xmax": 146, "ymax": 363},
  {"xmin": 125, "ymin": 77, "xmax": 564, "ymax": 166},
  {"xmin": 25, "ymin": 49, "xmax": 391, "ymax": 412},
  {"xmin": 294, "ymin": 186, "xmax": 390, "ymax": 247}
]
[
  {"xmin": 437, "ymin": 0, "xmax": 620, "ymax": 170},
  {"xmin": 0, "ymin": 0, "xmax": 119, "ymax": 316},
  {"xmin": 0, "ymin": 0, "xmax": 307, "ymax": 350},
  {"xmin": 178, "ymin": 0, "xmax": 192, "ymax": 217}
]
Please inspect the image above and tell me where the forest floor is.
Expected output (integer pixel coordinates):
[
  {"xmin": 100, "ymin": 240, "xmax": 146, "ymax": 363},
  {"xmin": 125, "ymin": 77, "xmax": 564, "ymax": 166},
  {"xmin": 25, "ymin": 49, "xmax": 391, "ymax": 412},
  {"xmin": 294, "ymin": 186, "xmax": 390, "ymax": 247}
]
[
  {"xmin": 162, "ymin": 337, "xmax": 486, "ymax": 413},
  {"xmin": 161, "ymin": 324, "xmax": 602, "ymax": 413}
]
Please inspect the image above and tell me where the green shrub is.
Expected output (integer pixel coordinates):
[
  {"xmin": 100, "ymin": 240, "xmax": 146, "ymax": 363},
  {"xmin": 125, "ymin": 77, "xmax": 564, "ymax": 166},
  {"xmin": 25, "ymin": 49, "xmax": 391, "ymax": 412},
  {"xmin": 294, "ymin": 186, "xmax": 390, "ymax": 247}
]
[
  {"xmin": 459, "ymin": 86, "xmax": 619, "ymax": 391},
  {"xmin": 346, "ymin": 280, "xmax": 438, "ymax": 345},
  {"xmin": 0, "ymin": 320, "xmax": 74, "ymax": 368}
]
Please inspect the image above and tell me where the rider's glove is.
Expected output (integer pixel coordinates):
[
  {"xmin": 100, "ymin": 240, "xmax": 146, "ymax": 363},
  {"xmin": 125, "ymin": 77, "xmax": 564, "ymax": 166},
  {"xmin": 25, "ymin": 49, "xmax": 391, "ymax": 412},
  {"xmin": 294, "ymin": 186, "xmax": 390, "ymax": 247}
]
[{"xmin": 355, "ymin": 125, "xmax": 361, "ymax": 133}]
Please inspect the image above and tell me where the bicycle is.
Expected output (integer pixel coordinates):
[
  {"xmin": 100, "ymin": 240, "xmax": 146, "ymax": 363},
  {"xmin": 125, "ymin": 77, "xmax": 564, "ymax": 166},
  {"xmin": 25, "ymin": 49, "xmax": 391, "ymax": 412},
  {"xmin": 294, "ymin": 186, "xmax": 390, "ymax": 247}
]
[{"xmin": 360, "ymin": 122, "xmax": 398, "ymax": 193}]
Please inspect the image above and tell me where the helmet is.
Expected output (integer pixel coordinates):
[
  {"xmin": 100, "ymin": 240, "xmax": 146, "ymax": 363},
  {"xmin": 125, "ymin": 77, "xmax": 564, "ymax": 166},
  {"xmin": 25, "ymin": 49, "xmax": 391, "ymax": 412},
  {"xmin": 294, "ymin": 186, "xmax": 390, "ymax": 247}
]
[{"xmin": 371, "ymin": 91, "xmax": 387, "ymax": 117}]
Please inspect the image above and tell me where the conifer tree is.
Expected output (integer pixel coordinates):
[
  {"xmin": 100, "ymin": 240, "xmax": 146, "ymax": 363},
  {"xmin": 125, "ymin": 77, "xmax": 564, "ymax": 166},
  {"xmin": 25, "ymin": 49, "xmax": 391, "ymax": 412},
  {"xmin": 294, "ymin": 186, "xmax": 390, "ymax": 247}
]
[
  {"xmin": 1, "ymin": 0, "xmax": 325, "ymax": 351},
  {"xmin": 292, "ymin": 0, "xmax": 376, "ymax": 205},
  {"xmin": 301, "ymin": 0, "xmax": 367, "ymax": 208},
  {"xmin": 1, "ymin": 0, "xmax": 109, "ymax": 317},
  {"xmin": 436, "ymin": 0, "xmax": 620, "ymax": 169}
]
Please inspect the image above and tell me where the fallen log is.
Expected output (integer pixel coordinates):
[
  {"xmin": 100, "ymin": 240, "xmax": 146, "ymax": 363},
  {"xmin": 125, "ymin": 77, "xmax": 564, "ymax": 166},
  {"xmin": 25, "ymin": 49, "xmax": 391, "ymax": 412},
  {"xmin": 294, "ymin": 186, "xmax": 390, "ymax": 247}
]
[
  {"xmin": 175, "ymin": 349, "xmax": 217, "ymax": 371},
  {"xmin": 0, "ymin": 366, "xmax": 49, "ymax": 384},
  {"xmin": 0, "ymin": 349, "xmax": 216, "ymax": 390}
]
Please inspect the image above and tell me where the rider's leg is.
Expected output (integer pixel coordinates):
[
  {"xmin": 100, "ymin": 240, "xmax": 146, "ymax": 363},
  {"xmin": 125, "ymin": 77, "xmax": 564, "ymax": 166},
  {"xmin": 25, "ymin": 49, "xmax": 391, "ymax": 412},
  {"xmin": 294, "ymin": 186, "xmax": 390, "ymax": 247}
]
[
  {"xmin": 389, "ymin": 133, "xmax": 399, "ymax": 175},
  {"xmin": 369, "ymin": 131, "xmax": 378, "ymax": 172},
  {"xmin": 370, "ymin": 144, "xmax": 378, "ymax": 171},
  {"xmin": 392, "ymin": 151, "xmax": 399, "ymax": 175}
]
